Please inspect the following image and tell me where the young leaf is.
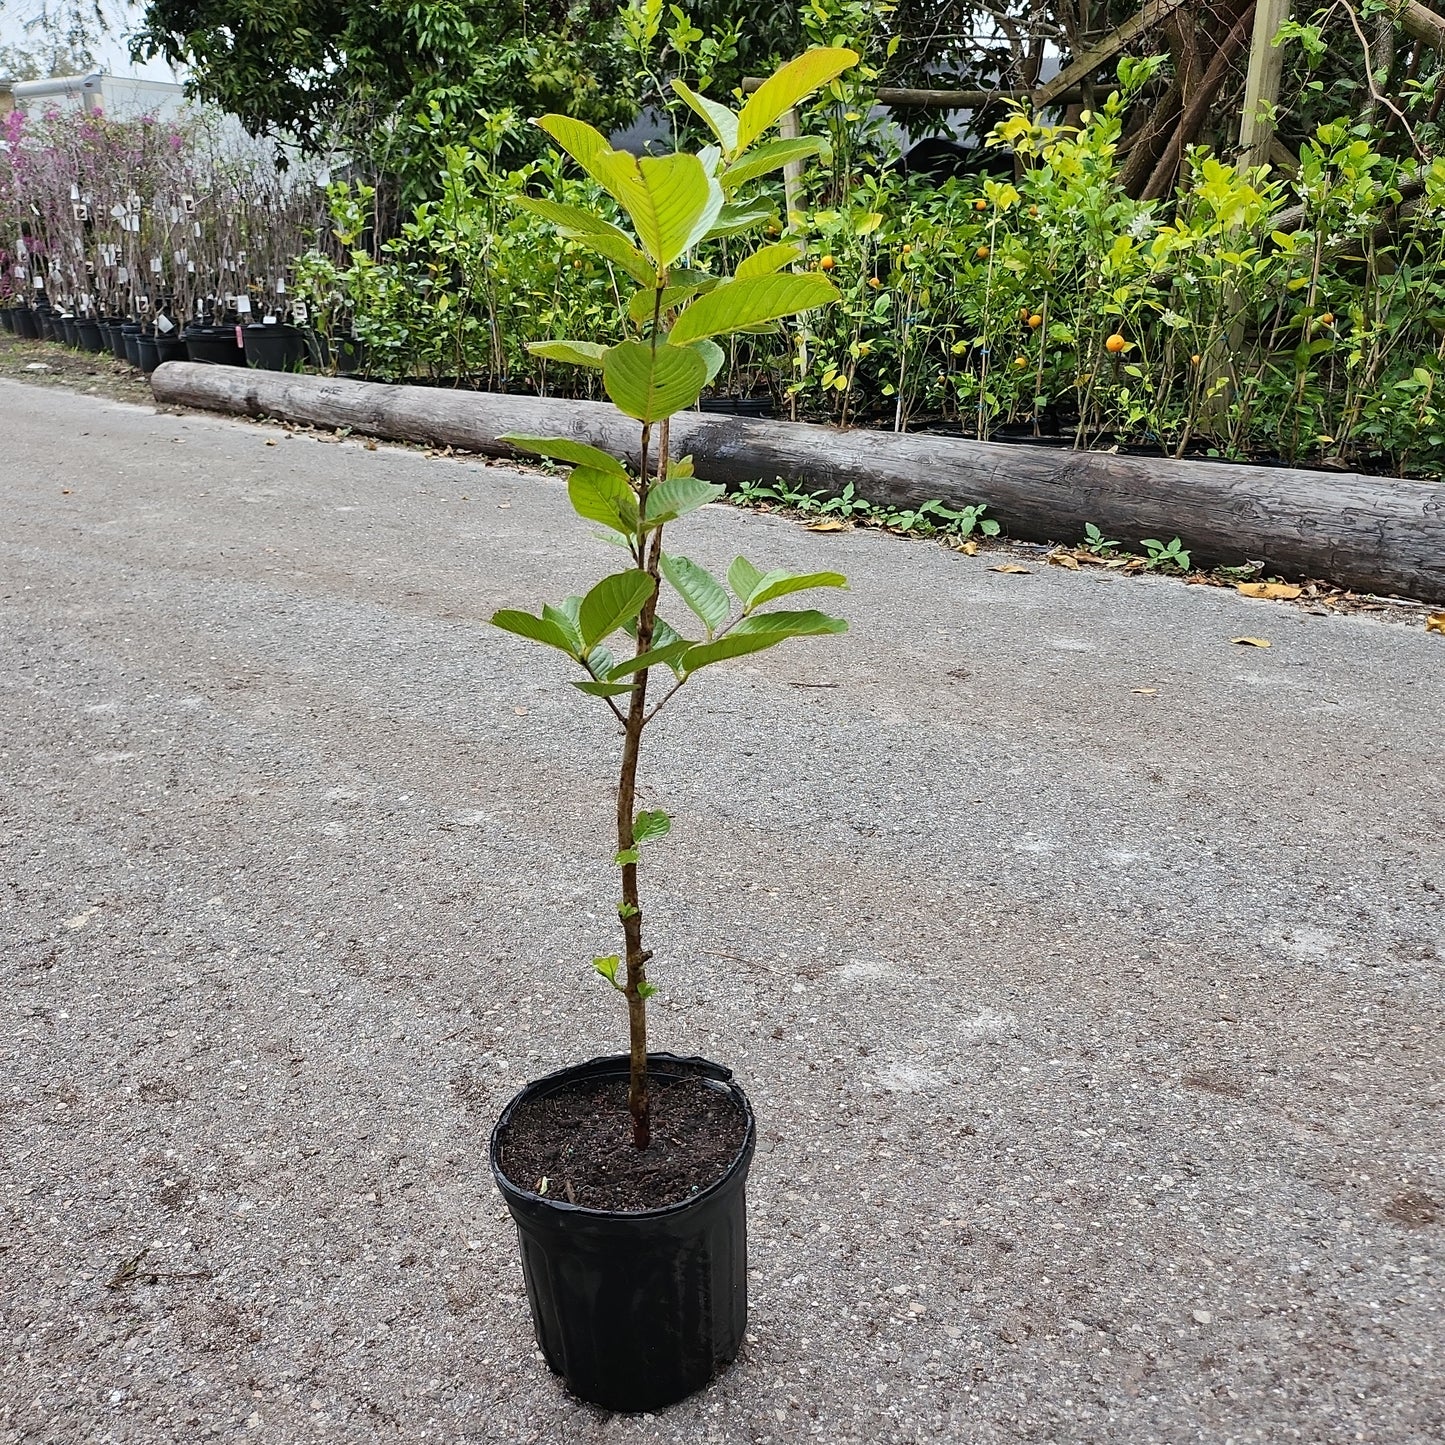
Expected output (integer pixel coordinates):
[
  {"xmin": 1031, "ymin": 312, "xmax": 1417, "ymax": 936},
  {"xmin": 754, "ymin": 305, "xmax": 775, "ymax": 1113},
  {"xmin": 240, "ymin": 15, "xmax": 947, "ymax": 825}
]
[
  {"xmin": 603, "ymin": 340, "xmax": 709, "ymax": 422},
  {"xmin": 526, "ymin": 339, "xmax": 607, "ymax": 369},
  {"xmin": 569, "ymin": 466, "xmax": 640, "ymax": 535},
  {"xmin": 728, "ymin": 556, "xmax": 764, "ymax": 603},
  {"xmin": 634, "ymin": 809, "xmax": 672, "ymax": 844},
  {"xmin": 688, "ymin": 338, "xmax": 726, "ymax": 385},
  {"xmin": 615, "ymin": 847, "xmax": 641, "ymax": 865},
  {"xmin": 731, "ymin": 608, "xmax": 848, "ymax": 638},
  {"xmin": 669, "ymin": 274, "xmax": 839, "ymax": 345},
  {"xmin": 511, "ymin": 197, "xmax": 656, "ymax": 286},
  {"xmin": 606, "ymin": 638, "xmax": 694, "ymax": 678},
  {"xmin": 744, "ymin": 569, "xmax": 849, "ymax": 610},
  {"xmin": 588, "ymin": 151, "xmax": 720, "ymax": 268},
  {"xmin": 637, "ymin": 981, "xmax": 659, "ymax": 1000},
  {"xmin": 722, "ymin": 138, "xmax": 827, "ymax": 192},
  {"xmin": 734, "ymin": 241, "xmax": 805, "ymax": 280},
  {"xmin": 678, "ymin": 631, "xmax": 789, "ymax": 672},
  {"xmin": 593, "ymin": 955, "xmax": 623, "ymax": 987},
  {"xmin": 670, "ymin": 79, "xmax": 739, "ymax": 153},
  {"xmin": 703, "ymin": 201, "xmax": 777, "ymax": 239},
  {"xmin": 643, "ymin": 476, "xmax": 725, "ymax": 526},
  {"xmin": 572, "ymin": 678, "xmax": 634, "ymax": 697},
  {"xmin": 626, "ymin": 277, "xmax": 719, "ymax": 329},
  {"xmin": 542, "ymin": 602, "xmax": 584, "ymax": 652},
  {"xmin": 491, "ymin": 609, "xmax": 580, "ymax": 657},
  {"xmin": 534, "ymin": 114, "xmax": 613, "ymax": 176},
  {"xmin": 734, "ymin": 48, "xmax": 859, "ymax": 155},
  {"xmin": 579, "ymin": 570, "xmax": 656, "ymax": 647},
  {"xmin": 502, "ymin": 434, "xmax": 629, "ymax": 477},
  {"xmin": 661, "ymin": 554, "xmax": 731, "ymax": 635}
]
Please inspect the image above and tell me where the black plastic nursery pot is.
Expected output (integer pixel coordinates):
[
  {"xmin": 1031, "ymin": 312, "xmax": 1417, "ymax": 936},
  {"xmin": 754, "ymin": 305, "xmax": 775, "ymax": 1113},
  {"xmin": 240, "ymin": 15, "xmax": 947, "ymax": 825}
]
[
  {"xmin": 0, "ymin": 308, "xmax": 14, "ymax": 334},
  {"xmin": 183, "ymin": 324, "xmax": 245, "ymax": 366},
  {"xmin": 490, "ymin": 1053, "xmax": 756, "ymax": 1414},
  {"xmin": 121, "ymin": 324, "xmax": 142, "ymax": 367},
  {"xmin": 699, "ymin": 394, "xmax": 774, "ymax": 419},
  {"xmin": 153, "ymin": 331, "xmax": 187, "ymax": 365},
  {"xmin": 14, "ymin": 307, "xmax": 39, "ymax": 340},
  {"xmin": 244, "ymin": 322, "xmax": 308, "ymax": 372},
  {"xmin": 37, "ymin": 310, "xmax": 57, "ymax": 342},
  {"xmin": 105, "ymin": 321, "xmax": 128, "ymax": 361},
  {"xmin": 76, "ymin": 318, "xmax": 105, "ymax": 353},
  {"xmin": 136, "ymin": 333, "xmax": 161, "ymax": 373},
  {"xmin": 59, "ymin": 316, "xmax": 79, "ymax": 347}
]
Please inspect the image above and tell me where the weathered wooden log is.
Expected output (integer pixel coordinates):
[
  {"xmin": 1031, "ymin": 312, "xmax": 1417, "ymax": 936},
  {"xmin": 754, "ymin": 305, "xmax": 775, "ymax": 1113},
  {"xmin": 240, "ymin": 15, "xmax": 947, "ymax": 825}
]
[{"xmin": 151, "ymin": 363, "xmax": 1445, "ymax": 603}]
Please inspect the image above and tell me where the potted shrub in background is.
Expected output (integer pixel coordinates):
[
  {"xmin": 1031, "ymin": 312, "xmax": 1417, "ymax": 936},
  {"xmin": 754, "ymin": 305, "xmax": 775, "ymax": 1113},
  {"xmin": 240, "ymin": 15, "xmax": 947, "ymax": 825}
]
[{"xmin": 486, "ymin": 47, "xmax": 857, "ymax": 1413}]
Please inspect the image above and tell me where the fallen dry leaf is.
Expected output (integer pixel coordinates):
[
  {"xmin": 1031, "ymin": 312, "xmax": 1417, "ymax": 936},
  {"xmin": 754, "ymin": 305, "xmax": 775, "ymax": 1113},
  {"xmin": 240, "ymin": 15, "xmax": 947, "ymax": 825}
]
[
  {"xmin": 1048, "ymin": 551, "xmax": 1081, "ymax": 570},
  {"xmin": 363, "ymin": 439, "xmax": 378, "ymax": 450},
  {"xmin": 1237, "ymin": 581, "xmax": 1302, "ymax": 600},
  {"xmin": 990, "ymin": 564, "xmax": 1032, "ymax": 574},
  {"xmin": 1231, "ymin": 636, "xmax": 1272, "ymax": 648},
  {"xmin": 953, "ymin": 539, "xmax": 979, "ymax": 555},
  {"xmin": 1427, "ymin": 612, "xmax": 1445, "ymax": 635},
  {"xmin": 804, "ymin": 518, "xmax": 849, "ymax": 532},
  {"xmin": 1132, "ymin": 687, "xmax": 1159, "ymax": 696}
]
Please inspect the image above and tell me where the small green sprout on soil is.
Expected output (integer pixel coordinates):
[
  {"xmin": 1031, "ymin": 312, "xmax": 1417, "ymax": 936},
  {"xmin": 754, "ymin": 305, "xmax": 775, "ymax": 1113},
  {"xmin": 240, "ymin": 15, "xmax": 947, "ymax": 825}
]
[{"xmin": 490, "ymin": 47, "xmax": 858, "ymax": 1150}]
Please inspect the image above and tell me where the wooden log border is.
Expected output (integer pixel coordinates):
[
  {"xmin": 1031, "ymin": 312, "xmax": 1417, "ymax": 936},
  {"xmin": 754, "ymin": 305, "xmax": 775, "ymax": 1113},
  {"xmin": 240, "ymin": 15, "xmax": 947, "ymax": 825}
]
[{"xmin": 151, "ymin": 362, "xmax": 1445, "ymax": 604}]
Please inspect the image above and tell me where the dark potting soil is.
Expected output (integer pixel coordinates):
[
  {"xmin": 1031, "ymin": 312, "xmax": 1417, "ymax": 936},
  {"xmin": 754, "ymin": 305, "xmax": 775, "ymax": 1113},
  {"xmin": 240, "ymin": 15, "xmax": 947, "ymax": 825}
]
[{"xmin": 498, "ymin": 1074, "xmax": 747, "ymax": 1212}]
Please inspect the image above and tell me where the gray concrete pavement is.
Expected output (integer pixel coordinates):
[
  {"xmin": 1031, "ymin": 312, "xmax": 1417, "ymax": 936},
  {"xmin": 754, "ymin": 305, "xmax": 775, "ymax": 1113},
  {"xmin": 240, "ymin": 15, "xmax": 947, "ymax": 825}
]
[{"xmin": 1, "ymin": 378, "xmax": 1442, "ymax": 1444}]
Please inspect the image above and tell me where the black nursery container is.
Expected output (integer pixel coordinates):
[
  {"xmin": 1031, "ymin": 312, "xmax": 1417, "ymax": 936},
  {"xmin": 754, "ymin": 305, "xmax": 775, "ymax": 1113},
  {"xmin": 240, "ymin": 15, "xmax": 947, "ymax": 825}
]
[
  {"xmin": 0, "ymin": 308, "xmax": 14, "ymax": 333},
  {"xmin": 491, "ymin": 1053, "xmax": 755, "ymax": 1414},
  {"xmin": 14, "ymin": 307, "xmax": 39, "ymax": 340},
  {"xmin": 244, "ymin": 322, "xmax": 308, "ymax": 372},
  {"xmin": 136, "ymin": 332, "xmax": 160, "ymax": 372},
  {"xmin": 183, "ymin": 324, "xmax": 245, "ymax": 366},
  {"xmin": 76, "ymin": 318, "xmax": 105, "ymax": 353},
  {"xmin": 153, "ymin": 331, "xmax": 187, "ymax": 365}
]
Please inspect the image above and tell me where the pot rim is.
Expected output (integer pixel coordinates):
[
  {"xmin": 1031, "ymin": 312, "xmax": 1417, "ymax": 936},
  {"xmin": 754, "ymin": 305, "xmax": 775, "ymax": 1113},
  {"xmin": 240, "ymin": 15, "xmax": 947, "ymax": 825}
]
[{"xmin": 490, "ymin": 1051, "xmax": 755, "ymax": 1222}]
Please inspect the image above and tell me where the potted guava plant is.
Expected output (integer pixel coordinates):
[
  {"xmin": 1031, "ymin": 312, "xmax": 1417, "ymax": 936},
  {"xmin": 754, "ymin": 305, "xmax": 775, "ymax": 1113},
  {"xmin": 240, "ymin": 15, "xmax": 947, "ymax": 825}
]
[{"xmin": 485, "ymin": 47, "xmax": 857, "ymax": 1413}]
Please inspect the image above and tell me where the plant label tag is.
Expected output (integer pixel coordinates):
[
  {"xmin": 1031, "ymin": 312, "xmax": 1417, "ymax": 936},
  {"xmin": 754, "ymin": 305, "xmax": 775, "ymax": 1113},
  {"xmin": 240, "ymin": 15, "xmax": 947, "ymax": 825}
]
[
  {"xmin": 276, "ymin": 278, "xmax": 286, "ymax": 294},
  {"xmin": 150, "ymin": 257, "xmax": 162, "ymax": 274},
  {"xmin": 156, "ymin": 312, "xmax": 174, "ymax": 334},
  {"xmin": 169, "ymin": 207, "xmax": 180, "ymax": 223},
  {"xmin": 72, "ymin": 203, "xmax": 88, "ymax": 221},
  {"xmin": 136, "ymin": 295, "xmax": 150, "ymax": 312},
  {"xmin": 317, "ymin": 168, "xmax": 331, "ymax": 186},
  {"xmin": 181, "ymin": 194, "xmax": 195, "ymax": 213},
  {"xmin": 32, "ymin": 275, "xmax": 43, "ymax": 289},
  {"xmin": 235, "ymin": 295, "xmax": 252, "ymax": 315},
  {"xmin": 193, "ymin": 221, "xmax": 201, "ymax": 238},
  {"xmin": 117, "ymin": 266, "xmax": 129, "ymax": 283},
  {"xmin": 187, "ymin": 261, "xmax": 195, "ymax": 273},
  {"xmin": 263, "ymin": 314, "xmax": 277, "ymax": 325},
  {"xmin": 110, "ymin": 203, "xmax": 128, "ymax": 221},
  {"xmin": 292, "ymin": 301, "xmax": 308, "ymax": 323}
]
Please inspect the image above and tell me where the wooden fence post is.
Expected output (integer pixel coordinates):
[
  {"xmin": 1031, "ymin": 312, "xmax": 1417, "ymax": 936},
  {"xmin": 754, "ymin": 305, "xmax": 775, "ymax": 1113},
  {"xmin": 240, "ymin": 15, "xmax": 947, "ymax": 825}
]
[{"xmin": 1238, "ymin": 0, "xmax": 1294, "ymax": 169}]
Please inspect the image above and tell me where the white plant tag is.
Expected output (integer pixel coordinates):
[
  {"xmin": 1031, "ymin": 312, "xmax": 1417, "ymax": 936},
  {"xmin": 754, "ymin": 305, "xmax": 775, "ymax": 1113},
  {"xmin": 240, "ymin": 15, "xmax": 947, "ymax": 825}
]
[
  {"xmin": 235, "ymin": 294, "xmax": 252, "ymax": 315},
  {"xmin": 187, "ymin": 261, "xmax": 195, "ymax": 273},
  {"xmin": 117, "ymin": 266, "xmax": 129, "ymax": 283},
  {"xmin": 276, "ymin": 278, "xmax": 286, "ymax": 294},
  {"xmin": 150, "ymin": 257, "xmax": 162, "ymax": 274},
  {"xmin": 292, "ymin": 301, "xmax": 309, "ymax": 323},
  {"xmin": 136, "ymin": 295, "xmax": 149, "ymax": 312},
  {"xmin": 263, "ymin": 314, "xmax": 277, "ymax": 325},
  {"xmin": 156, "ymin": 312, "xmax": 174, "ymax": 334}
]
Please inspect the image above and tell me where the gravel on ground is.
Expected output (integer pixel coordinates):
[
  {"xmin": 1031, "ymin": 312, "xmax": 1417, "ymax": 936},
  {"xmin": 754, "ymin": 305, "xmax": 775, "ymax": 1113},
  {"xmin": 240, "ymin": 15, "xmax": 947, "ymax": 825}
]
[{"xmin": 2, "ymin": 379, "xmax": 1442, "ymax": 1444}]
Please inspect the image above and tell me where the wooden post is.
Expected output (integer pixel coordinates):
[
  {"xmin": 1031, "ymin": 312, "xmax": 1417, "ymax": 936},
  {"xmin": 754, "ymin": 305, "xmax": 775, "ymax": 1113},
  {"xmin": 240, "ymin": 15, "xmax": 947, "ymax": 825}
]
[
  {"xmin": 777, "ymin": 108, "xmax": 805, "ymax": 228},
  {"xmin": 1238, "ymin": 0, "xmax": 1293, "ymax": 170}
]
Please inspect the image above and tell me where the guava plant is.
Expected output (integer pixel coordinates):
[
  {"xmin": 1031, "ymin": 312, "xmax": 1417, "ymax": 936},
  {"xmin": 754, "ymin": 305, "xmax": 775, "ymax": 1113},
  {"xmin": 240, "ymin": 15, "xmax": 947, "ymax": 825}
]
[{"xmin": 492, "ymin": 48, "xmax": 857, "ymax": 1150}]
